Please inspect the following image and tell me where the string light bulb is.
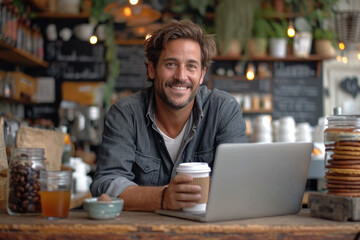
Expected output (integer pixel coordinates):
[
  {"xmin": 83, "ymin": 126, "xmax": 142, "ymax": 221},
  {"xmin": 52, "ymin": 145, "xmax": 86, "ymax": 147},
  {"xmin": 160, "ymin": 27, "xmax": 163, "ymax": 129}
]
[
  {"xmin": 145, "ymin": 33, "xmax": 151, "ymax": 40},
  {"xmin": 338, "ymin": 42, "xmax": 345, "ymax": 50},
  {"xmin": 342, "ymin": 56, "xmax": 348, "ymax": 64},
  {"xmin": 246, "ymin": 63, "xmax": 255, "ymax": 81},
  {"xmin": 124, "ymin": 6, "xmax": 132, "ymax": 16},
  {"xmin": 90, "ymin": 35, "xmax": 98, "ymax": 44},
  {"xmin": 336, "ymin": 55, "xmax": 342, "ymax": 62},
  {"xmin": 287, "ymin": 21, "xmax": 295, "ymax": 38},
  {"xmin": 129, "ymin": 0, "xmax": 139, "ymax": 5}
]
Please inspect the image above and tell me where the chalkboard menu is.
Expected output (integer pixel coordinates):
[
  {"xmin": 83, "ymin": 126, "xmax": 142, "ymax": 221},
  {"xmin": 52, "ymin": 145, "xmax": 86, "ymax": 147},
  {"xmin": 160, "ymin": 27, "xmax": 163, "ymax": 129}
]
[
  {"xmin": 272, "ymin": 61, "xmax": 323, "ymax": 126},
  {"xmin": 116, "ymin": 45, "xmax": 150, "ymax": 90},
  {"xmin": 45, "ymin": 40, "xmax": 106, "ymax": 81}
]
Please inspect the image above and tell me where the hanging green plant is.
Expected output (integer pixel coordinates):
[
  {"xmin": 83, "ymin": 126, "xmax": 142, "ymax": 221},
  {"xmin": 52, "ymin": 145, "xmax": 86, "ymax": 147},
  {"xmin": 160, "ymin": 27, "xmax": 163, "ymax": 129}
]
[{"xmin": 89, "ymin": 0, "xmax": 121, "ymax": 110}]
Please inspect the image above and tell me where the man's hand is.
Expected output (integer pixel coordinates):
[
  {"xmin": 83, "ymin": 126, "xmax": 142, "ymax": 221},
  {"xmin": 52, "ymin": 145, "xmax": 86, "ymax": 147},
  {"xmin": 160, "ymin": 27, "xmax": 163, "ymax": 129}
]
[{"xmin": 163, "ymin": 174, "xmax": 201, "ymax": 210}]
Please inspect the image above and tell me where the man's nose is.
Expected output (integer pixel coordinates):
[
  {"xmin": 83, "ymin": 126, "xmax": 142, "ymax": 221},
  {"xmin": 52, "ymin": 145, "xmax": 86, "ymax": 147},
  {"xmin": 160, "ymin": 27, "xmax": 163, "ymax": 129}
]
[{"xmin": 175, "ymin": 65, "xmax": 187, "ymax": 80}]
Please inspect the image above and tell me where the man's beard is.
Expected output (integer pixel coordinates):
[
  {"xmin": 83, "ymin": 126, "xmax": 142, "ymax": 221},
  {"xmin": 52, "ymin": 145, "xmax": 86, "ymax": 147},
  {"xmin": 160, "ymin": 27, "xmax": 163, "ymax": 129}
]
[{"xmin": 156, "ymin": 80, "xmax": 198, "ymax": 110}]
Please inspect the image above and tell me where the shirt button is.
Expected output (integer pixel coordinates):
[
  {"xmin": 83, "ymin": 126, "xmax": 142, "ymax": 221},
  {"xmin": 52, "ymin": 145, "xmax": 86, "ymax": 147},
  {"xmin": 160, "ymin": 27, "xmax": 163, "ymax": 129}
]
[
  {"xmin": 145, "ymin": 167, "xmax": 149, "ymax": 171},
  {"xmin": 159, "ymin": 139, "xmax": 162, "ymax": 143}
]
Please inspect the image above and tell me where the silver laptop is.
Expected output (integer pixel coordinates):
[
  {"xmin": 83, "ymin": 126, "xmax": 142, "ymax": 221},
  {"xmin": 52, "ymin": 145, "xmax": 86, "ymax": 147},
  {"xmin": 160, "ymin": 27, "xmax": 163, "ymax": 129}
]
[{"xmin": 156, "ymin": 142, "xmax": 313, "ymax": 222}]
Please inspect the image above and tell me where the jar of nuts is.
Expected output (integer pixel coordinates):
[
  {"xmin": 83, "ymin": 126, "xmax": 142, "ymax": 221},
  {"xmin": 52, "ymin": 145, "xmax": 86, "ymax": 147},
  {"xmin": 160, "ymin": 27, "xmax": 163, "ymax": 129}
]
[{"xmin": 7, "ymin": 148, "xmax": 46, "ymax": 215}]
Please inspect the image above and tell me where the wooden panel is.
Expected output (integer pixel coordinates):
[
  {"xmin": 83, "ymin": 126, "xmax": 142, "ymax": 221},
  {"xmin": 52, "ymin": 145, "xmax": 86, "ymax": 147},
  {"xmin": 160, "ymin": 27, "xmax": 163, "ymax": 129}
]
[{"xmin": 0, "ymin": 209, "xmax": 359, "ymax": 239}]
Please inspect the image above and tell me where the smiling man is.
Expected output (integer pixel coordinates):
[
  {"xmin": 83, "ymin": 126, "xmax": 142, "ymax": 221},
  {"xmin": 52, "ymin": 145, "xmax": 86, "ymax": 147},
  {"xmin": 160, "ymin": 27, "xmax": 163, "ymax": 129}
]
[{"xmin": 90, "ymin": 19, "xmax": 248, "ymax": 211}]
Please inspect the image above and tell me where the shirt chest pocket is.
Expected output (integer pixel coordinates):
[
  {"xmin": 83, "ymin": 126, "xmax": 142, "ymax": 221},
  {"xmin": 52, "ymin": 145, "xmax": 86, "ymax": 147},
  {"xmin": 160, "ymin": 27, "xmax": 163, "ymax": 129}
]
[
  {"xmin": 191, "ymin": 148, "xmax": 215, "ymax": 166},
  {"xmin": 134, "ymin": 152, "xmax": 161, "ymax": 186}
]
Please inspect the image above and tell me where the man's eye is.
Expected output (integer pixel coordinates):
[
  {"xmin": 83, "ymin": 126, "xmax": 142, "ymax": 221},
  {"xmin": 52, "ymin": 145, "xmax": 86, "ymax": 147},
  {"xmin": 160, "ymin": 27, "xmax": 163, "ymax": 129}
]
[
  {"xmin": 188, "ymin": 64, "xmax": 197, "ymax": 70},
  {"xmin": 166, "ymin": 62, "xmax": 176, "ymax": 68}
]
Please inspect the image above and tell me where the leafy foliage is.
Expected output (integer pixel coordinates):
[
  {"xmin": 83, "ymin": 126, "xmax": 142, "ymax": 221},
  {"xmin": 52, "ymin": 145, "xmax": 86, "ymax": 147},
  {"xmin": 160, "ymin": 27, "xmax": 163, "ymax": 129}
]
[
  {"xmin": 215, "ymin": 0, "xmax": 259, "ymax": 54},
  {"xmin": 285, "ymin": 0, "xmax": 339, "ymax": 42},
  {"xmin": 268, "ymin": 20, "xmax": 288, "ymax": 38},
  {"xmin": 90, "ymin": 0, "xmax": 121, "ymax": 109}
]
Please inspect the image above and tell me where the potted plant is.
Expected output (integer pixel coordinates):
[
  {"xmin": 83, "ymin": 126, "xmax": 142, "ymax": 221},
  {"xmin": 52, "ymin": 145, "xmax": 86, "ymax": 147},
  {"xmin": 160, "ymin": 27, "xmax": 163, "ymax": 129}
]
[
  {"xmin": 249, "ymin": 8, "xmax": 272, "ymax": 57},
  {"xmin": 292, "ymin": 17, "xmax": 313, "ymax": 57},
  {"xmin": 215, "ymin": 0, "xmax": 258, "ymax": 57},
  {"xmin": 311, "ymin": 3, "xmax": 338, "ymax": 57},
  {"xmin": 268, "ymin": 19, "xmax": 288, "ymax": 58},
  {"xmin": 313, "ymin": 28, "xmax": 336, "ymax": 56},
  {"xmin": 170, "ymin": 0, "xmax": 215, "ymax": 26},
  {"xmin": 285, "ymin": 0, "xmax": 339, "ymax": 57}
]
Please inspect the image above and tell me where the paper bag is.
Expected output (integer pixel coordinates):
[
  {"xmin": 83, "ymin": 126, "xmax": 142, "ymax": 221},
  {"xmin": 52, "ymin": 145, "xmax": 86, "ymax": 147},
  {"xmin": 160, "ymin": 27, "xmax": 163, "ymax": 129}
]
[{"xmin": 16, "ymin": 126, "xmax": 65, "ymax": 171}]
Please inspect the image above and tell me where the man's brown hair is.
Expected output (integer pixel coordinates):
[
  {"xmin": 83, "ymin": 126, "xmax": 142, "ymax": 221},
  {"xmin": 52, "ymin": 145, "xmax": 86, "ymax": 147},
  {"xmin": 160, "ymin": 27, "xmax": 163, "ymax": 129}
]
[{"xmin": 144, "ymin": 19, "xmax": 217, "ymax": 82}]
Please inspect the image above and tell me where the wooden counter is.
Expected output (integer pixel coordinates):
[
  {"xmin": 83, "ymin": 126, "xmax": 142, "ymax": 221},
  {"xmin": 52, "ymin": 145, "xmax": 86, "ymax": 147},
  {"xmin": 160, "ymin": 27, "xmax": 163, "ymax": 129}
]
[{"xmin": 0, "ymin": 209, "xmax": 359, "ymax": 239}]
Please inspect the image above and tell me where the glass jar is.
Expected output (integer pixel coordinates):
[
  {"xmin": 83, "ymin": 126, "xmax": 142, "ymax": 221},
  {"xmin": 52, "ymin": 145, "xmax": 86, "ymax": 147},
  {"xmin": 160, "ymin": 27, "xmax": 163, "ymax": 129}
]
[
  {"xmin": 324, "ymin": 115, "xmax": 360, "ymax": 164},
  {"xmin": 7, "ymin": 148, "xmax": 46, "ymax": 215}
]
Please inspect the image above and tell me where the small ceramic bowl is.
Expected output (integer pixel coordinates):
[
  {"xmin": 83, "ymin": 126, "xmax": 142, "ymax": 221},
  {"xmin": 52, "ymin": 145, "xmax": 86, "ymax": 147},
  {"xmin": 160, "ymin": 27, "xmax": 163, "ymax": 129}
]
[{"xmin": 83, "ymin": 197, "xmax": 124, "ymax": 220}]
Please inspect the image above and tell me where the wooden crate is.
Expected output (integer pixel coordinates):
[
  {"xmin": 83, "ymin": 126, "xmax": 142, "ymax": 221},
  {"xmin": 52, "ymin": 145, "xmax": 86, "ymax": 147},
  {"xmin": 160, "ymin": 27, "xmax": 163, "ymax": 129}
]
[
  {"xmin": 308, "ymin": 192, "xmax": 360, "ymax": 221},
  {"xmin": 0, "ymin": 72, "xmax": 37, "ymax": 102}
]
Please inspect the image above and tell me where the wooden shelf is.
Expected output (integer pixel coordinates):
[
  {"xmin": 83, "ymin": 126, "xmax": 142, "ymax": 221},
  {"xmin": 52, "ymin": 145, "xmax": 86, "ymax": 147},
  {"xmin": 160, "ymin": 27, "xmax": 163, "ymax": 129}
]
[
  {"xmin": 0, "ymin": 41, "xmax": 48, "ymax": 68},
  {"xmin": 35, "ymin": 12, "xmax": 90, "ymax": 19},
  {"xmin": 0, "ymin": 41, "xmax": 49, "ymax": 67},
  {"xmin": 0, "ymin": 96, "xmax": 35, "ymax": 105},
  {"xmin": 212, "ymin": 54, "xmax": 333, "ymax": 62},
  {"xmin": 116, "ymin": 39, "xmax": 145, "ymax": 45}
]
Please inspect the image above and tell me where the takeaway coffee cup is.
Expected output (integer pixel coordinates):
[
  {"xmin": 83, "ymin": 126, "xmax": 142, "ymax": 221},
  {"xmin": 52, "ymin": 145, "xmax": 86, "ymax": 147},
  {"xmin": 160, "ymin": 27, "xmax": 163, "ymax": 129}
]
[{"xmin": 176, "ymin": 162, "xmax": 211, "ymax": 212}]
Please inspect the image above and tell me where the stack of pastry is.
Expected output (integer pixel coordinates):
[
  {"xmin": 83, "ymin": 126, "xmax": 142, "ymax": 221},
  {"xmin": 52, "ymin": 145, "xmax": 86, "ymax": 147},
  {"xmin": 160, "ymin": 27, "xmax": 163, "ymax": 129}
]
[{"xmin": 325, "ymin": 137, "xmax": 360, "ymax": 197}]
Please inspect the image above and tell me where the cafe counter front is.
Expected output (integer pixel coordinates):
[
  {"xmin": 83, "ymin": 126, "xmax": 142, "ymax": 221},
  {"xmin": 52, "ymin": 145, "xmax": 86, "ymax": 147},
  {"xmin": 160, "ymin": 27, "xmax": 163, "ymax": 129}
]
[{"xmin": 0, "ymin": 209, "xmax": 359, "ymax": 239}]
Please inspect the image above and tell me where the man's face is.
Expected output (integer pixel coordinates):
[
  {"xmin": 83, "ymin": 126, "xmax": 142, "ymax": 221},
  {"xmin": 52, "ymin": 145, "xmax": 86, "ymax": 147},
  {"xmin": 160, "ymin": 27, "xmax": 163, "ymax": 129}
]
[{"xmin": 148, "ymin": 39, "xmax": 206, "ymax": 110}]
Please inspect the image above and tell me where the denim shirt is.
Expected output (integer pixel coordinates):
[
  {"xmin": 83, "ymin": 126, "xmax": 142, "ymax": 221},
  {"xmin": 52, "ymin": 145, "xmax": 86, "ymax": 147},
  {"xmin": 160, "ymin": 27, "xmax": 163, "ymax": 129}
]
[{"xmin": 90, "ymin": 85, "xmax": 248, "ymax": 197}]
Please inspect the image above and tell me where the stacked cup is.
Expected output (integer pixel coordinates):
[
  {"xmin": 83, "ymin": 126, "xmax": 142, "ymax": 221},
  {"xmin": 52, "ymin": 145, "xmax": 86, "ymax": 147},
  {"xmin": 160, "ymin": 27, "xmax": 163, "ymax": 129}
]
[
  {"xmin": 296, "ymin": 122, "xmax": 313, "ymax": 142},
  {"xmin": 251, "ymin": 115, "xmax": 272, "ymax": 143},
  {"xmin": 275, "ymin": 116, "xmax": 296, "ymax": 142}
]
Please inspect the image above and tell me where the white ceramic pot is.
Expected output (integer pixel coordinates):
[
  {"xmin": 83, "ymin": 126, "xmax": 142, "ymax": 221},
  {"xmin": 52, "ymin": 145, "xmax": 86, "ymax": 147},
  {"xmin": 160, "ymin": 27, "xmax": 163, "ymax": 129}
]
[
  {"xmin": 293, "ymin": 32, "xmax": 312, "ymax": 57},
  {"xmin": 269, "ymin": 38, "xmax": 287, "ymax": 58},
  {"xmin": 57, "ymin": 0, "xmax": 80, "ymax": 14}
]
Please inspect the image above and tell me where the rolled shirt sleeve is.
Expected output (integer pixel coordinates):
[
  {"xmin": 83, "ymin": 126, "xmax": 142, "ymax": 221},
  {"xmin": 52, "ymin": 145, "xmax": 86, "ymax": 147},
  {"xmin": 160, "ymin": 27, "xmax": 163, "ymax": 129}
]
[{"xmin": 90, "ymin": 96, "xmax": 140, "ymax": 197}]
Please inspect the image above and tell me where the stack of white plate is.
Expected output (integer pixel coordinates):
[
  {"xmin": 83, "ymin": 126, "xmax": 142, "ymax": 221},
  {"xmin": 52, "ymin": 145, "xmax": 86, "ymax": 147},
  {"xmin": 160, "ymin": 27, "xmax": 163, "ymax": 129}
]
[
  {"xmin": 296, "ymin": 122, "xmax": 313, "ymax": 142},
  {"xmin": 251, "ymin": 115, "xmax": 272, "ymax": 143},
  {"xmin": 275, "ymin": 116, "xmax": 296, "ymax": 142}
]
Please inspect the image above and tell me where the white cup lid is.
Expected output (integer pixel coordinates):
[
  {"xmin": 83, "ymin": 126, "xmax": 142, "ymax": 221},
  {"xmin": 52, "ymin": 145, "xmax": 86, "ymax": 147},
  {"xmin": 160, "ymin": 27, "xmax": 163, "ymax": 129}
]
[{"xmin": 176, "ymin": 162, "xmax": 211, "ymax": 174}]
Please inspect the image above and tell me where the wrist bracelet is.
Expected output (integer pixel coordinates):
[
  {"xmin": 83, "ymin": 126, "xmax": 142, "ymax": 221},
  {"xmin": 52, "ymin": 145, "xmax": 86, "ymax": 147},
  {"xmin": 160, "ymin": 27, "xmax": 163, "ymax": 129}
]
[{"xmin": 160, "ymin": 186, "xmax": 168, "ymax": 210}]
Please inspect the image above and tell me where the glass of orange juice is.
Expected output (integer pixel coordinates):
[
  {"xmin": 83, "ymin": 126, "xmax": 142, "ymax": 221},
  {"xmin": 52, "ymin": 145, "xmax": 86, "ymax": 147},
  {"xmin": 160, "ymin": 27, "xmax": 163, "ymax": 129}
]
[{"xmin": 39, "ymin": 170, "xmax": 73, "ymax": 219}]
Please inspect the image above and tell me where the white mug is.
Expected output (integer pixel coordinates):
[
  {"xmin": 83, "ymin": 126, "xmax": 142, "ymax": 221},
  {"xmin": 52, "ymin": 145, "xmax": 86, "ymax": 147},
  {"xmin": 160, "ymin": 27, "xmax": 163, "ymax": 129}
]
[
  {"xmin": 74, "ymin": 24, "xmax": 94, "ymax": 41},
  {"xmin": 59, "ymin": 28, "xmax": 72, "ymax": 41}
]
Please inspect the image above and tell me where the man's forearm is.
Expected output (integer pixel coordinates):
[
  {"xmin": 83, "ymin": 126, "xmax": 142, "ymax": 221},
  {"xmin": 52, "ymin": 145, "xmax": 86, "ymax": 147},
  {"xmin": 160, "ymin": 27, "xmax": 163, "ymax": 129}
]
[{"xmin": 119, "ymin": 185, "xmax": 166, "ymax": 211}]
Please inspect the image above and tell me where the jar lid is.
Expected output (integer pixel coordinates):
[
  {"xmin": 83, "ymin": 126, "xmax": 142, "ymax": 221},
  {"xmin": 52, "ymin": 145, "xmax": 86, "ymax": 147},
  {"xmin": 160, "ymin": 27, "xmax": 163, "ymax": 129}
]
[{"xmin": 11, "ymin": 148, "xmax": 45, "ymax": 160}]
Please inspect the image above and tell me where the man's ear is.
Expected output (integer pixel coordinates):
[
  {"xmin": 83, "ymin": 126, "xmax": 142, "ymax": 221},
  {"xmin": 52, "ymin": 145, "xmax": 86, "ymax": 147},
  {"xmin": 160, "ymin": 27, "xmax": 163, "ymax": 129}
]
[
  {"xmin": 199, "ymin": 68, "xmax": 206, "ymax": 85},
  {"xmin": 148, "ymin": 61, "xmax": 155, "ymax": 79}
]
